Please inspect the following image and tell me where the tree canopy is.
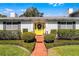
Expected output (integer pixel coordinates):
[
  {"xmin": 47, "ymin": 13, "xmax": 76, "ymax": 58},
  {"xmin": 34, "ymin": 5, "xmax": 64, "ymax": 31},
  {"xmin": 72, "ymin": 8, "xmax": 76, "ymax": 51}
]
[
  {"xmin": 0, "ymin": 14, "xmax": 7, "ymax": 17},
  {"xmin": 20, "ymin": 7, "xmax": 43, "ymax": 17}
]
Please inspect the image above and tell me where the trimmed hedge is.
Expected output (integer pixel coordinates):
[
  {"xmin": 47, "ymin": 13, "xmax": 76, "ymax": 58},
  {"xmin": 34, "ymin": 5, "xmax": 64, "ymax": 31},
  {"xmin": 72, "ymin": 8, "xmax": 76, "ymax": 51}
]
[
  {"xmin": 53, "ymin": 40, "xmax": 79, "ymax": 47},
  {"xmin": 45, "ymin": 29, "xmax": 79, "ymax": 49},
  {"xmin": 22, "ymin": 32, "xmax": 36, "ymax": 43},
  {"xmin": 45, "ymin": 40, "xmax": 79, "ymax": 49},
  {"xmin": 44, "ymin": 30, "xmax": 57, "ymax": 43},
  {"xmin": 45, "ymin": 34, "xmax": 55, "ymax": 40},
  {"xmin": 0, "ymin": 30, "xmax": 21, "ymax": 40},
  {"xmin": 58, "ymin": 29, "xmax": 79, "ymax": 40}
]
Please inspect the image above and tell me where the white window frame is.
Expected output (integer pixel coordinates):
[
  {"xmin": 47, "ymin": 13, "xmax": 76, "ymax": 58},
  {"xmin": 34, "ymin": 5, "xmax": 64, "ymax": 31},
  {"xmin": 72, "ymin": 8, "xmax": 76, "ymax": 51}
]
[{"xmin": 58, "ymin": 21, "xmax": 75, "ymax": 29}]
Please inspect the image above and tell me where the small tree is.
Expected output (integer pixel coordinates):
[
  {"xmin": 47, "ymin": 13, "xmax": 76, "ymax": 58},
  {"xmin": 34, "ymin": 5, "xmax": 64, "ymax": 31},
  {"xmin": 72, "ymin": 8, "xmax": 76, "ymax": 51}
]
[
  {"xmin": 20, "ymin": 7, "xmax": 43, "ymax": 17},
  {"xmin": 22, "ymin": 32, "xmax": 36, "ymax": 43}
]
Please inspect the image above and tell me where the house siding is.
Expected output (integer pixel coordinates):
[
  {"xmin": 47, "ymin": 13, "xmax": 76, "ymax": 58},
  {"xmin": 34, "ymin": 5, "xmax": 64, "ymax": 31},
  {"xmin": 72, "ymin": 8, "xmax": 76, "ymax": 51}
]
[
  {"xmin": 0, "ymin": 21, "xmax": 3, "ymax": 30},
  {"xmin": 0, "ymin": 18, "xmax": 79, "ymax": 33},
  {"xmin": 76, "ymin": 21, "xmax": 79, "ymax": 29},
  {"xmin": 21, "ymin": 20, "xmax": 33, "ymax": 33},
  {"xmin": 45, "ymin": 20, "xmax": 58, "ymax": 34}
]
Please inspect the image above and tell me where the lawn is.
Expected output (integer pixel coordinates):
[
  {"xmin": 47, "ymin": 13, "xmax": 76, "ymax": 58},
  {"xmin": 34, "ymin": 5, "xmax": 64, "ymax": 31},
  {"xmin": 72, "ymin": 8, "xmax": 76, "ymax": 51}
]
[
  {"xmin": 0, "ymin": 40, "xmax": 35, "ymax": 52},
  {"xmin": 0, "ymin": 45, "xmax": 30, "ymax": 56},
  {"xmin": 48, "ymin": 45, "xmax": 79, "ymax": 56}
]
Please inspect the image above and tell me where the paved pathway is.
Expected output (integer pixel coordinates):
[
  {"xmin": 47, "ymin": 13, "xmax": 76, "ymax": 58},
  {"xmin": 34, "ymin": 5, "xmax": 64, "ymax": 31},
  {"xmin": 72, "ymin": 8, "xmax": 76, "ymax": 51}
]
[{"xmin": 31, "ymin": 35, "xmax": 48, "ymax": 56}]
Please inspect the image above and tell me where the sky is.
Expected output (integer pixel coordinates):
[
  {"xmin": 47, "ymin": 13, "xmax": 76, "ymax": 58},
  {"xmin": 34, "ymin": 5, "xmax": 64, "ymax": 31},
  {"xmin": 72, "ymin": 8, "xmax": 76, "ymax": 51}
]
[{"xmin": 0, "ymin": 3, "xmax": 79, "ymax": 16}]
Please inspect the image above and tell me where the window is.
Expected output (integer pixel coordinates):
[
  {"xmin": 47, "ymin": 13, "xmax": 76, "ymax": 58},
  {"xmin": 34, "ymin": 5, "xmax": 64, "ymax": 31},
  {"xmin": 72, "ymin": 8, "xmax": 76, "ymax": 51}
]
[
  {"xmin": 3, "ymin": 22, "xmax": 21, "ymax": 30},
  {"xmin": 58, "ymin": 21, "xmax": 75, "ymax": 29}
]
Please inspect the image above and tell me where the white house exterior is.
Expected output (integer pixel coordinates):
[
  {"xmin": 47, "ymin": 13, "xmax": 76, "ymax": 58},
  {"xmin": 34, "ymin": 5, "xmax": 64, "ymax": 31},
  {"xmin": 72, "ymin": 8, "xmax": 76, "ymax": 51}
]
[{"xmin": 0, "ymin": 17, "xmax": 79, "ymax": 34}]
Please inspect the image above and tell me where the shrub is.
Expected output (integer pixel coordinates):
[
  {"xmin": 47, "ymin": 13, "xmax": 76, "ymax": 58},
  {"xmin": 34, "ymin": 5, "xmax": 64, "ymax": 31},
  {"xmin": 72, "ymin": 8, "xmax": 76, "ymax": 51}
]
[
  {"xmin": 57, "ymin": 29, "xmax": 79, "ymax": 40},
  {"xmin": 44, "ymin": 34, "xmax": 55, "ymax": 43},
  {"xmin": 0, "ymin": 30, "xmax": 21, "ymax": 40},
  {"xmin": 23, "ymin": 29, "xmax": 28, "ymax": 33},
  {"xmin": 22, "ymin": 32, "xmax": 36, "ymax": 43},
  {"xmin": 58, "ymin": 29, "xmax": 74, "ymax": 40},
  {"xmin": 45, "ymin": 40, "xmax": 79, "ymax": 49},
  {"xmin": 44, "ymin": 30, "xmax": 57, "ymax": 43},
  {"xmin": 45, "ymin": 34, "xmax": 55, "ymax": 40},
  {"xmin": 45, "ymin": 34, "xmax": 56, "ymax": 43},
  {"xmin": 51, "ymin": 30, "xmax": 57, "ymax": 34},
  {"xmin": 74, "ymin": 30, "xmax": 79, "ymax": 39},
  {"xmin": 53, "ymin": 40, "xmax": 79, "ymax": 47},
  {"xmin": 0, "ymin": 30, "xmax": 5, "ymax": 40}
]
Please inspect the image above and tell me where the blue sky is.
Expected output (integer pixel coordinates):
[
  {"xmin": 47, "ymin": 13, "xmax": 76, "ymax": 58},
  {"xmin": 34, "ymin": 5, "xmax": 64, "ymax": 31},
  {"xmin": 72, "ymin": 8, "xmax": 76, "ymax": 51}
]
[{"xmin": 0, "ymin": 3, "xmax": 79, "ymax": 16}]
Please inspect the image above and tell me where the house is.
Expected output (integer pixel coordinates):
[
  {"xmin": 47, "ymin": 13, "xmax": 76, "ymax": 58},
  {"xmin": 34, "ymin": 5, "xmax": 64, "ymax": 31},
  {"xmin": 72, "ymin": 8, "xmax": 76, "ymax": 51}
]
[
  {"xmin": 0, "ymin": 16, "xmax": 79, "ymax": 35},
  {"xmin": 0, "ymin": 9, "xmax": 79, "ymax": 35}
]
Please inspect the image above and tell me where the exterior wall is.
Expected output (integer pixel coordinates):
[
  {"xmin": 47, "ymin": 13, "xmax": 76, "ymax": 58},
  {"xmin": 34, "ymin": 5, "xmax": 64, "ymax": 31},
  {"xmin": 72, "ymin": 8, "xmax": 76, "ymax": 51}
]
[
  {"xmin": 45, "ymin": 20, "xmax": 58, "ymax": 34},
  {"xmin": 0, "ymin": 19, "xmax": 78, "ymax": 33},
  {"xmin": 21, "ymin": 20, "xmax": 33, "ymax": 33},
  {"xmin": 0, "ymin": 21, "xmax": 3, "ymax": 30},
  {"xmin": 76, "ymin": 21, "xmax": 79, "ymax": 29}
]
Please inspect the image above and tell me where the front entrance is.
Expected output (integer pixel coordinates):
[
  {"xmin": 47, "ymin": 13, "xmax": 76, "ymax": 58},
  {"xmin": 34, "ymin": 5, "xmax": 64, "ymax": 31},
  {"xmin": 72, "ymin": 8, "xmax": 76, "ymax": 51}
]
[{"xmin": 34, "ymin": 20, "xmax": 45, "ymax": 35}]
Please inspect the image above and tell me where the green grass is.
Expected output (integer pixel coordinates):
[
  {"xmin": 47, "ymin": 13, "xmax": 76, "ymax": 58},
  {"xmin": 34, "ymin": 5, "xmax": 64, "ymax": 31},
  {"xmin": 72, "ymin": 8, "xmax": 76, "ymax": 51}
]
[
  {"xmin": 45, "ymin": 43, "xmax": 54, "ymax": 49},
  {"xmin": 0, "ymin": 40, "xmax": 35, "ymax": 52},
  {"xmin": 48, "ymin": 45, "xmax": 79, "ymax": 56},
  {"xmin": 0, "ymin": 45, "xmax": 30, "ymax": 56}
]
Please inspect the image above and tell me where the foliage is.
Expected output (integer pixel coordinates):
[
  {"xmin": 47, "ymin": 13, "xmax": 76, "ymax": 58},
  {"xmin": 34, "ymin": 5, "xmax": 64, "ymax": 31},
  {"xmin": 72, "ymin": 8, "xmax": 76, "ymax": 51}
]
[
  {"xmin": 44, "ymin": 34, "xmax": 55, "ymax": 43},
  {"xmin": 44, "ymin": 34, "xmax": 55, "ymax": 40},
  {"xmin": 0, "ymin": 14, "xmax": 7, "ymax": 17},
  {"xmin": 44, "ymin": 30, "xmax": 57, "ymax": 43},
  {"xmin": 58, "ymin": 29, "xmax": 79, "ymax": 40},
  {"xmin": 53, "ymin": 40, "xmax": 79, "ymax": 47},
  {"xmin": 0, "ymin": 30, "xmax": 21, "ymax": 40},
  {"xmin": 51, "ymin": 30, "xmax": 57, "ymax": 34},
  {"xmin": 22, "ymin": 32, "xmax": 36, "ymax": 42},
  {"xmin": 20, "ymin": 7, "xmax": 43, "ymax": 17}
]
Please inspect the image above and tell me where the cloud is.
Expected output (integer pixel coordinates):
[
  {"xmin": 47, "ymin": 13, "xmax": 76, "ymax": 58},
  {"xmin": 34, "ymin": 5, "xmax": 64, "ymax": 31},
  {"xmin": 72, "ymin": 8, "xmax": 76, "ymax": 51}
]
[
  {"xmin": 49, "ymin": 3, "xmax": 64, "ymax": 7},
  {"xmin": 5, "ymin": 8, "xmax": 13, "ymax": 12},
  {"xmin": 16, "ymin": 9, "xmax": 26, "ymax": 16},
  {"xmin": 20, "ymin": 9, "xmax": 26, "ymax": 12},
  {"xmin": 0, "ymin": 8, "xmax": 15, "ymax": 16},
  {"xmin": 3, "ymin": 8, "xmax": 14, "ymax": 14}
]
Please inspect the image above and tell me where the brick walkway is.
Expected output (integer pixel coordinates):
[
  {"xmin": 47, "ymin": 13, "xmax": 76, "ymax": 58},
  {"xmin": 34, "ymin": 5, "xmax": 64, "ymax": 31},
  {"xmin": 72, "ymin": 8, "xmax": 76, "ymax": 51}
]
[{"xmin": 31, "ymin": 35, "xmax": 48, "ymax": 56}]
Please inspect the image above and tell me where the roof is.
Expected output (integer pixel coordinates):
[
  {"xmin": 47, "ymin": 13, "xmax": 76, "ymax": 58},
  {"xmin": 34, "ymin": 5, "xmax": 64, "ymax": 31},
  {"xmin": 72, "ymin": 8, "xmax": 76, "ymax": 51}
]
[
  {"xmin": 69, "ymin": 10, "xmax": 79, "ymax": 17},
  {"xmin": 0, "ymin": 16, "xmax": 79, "ymax": 21}
]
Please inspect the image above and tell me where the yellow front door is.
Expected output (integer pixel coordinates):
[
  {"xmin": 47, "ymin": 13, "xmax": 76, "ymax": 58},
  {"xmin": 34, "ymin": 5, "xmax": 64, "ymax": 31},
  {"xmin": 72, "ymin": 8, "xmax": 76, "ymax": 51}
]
[{"xmin": 34, "ymin": 23, "xmax": 45, "ymax": 35}]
